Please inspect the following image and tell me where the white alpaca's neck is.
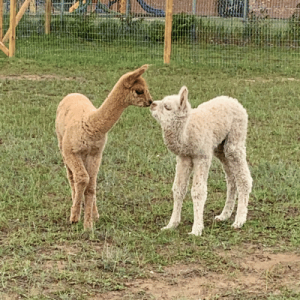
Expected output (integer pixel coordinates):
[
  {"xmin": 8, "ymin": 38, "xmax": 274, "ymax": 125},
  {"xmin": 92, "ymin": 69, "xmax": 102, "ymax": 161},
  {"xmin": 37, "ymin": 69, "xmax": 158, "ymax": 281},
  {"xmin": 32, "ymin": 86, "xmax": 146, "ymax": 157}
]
[{"xmin": 162, "ymin": 117, "xmax": 188, "ymax": 155}]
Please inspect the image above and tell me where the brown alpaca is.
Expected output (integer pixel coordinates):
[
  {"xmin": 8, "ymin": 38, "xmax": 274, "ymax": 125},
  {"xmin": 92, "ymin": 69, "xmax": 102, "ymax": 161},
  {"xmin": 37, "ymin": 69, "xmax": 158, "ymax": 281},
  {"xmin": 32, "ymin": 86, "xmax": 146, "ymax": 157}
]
[{"xmin": 55, "ymin": 65, "xmax": 152, "ymax": 230}]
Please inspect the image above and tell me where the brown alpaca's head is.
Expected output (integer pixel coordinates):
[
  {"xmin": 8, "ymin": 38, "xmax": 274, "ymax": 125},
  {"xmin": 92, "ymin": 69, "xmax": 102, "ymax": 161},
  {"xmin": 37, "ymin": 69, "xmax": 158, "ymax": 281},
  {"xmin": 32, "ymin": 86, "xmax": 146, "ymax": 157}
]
[{"xmin": 122, "ymin": 65, "xmax": 153, "ymax": 107}]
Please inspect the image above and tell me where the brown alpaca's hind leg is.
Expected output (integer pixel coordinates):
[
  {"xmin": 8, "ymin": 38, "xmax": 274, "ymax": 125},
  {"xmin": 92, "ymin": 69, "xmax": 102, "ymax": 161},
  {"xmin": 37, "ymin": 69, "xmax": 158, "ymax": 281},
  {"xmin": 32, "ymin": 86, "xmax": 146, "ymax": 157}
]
[
  {"xmin": 64, "ymin": 153, "xmax": 90, "ymax": 226},
  {"xmin": 66, "ymin": 166, "xmax": 75, "ymax": 201}
]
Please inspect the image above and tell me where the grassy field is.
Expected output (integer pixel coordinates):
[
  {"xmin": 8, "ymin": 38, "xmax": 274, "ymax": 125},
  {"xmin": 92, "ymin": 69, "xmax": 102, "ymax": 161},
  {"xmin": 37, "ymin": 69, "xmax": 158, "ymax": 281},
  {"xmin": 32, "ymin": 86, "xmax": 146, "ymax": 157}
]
[{"xmin": 1, "ymin": 47, "xmax": 300, "ymax": 299}]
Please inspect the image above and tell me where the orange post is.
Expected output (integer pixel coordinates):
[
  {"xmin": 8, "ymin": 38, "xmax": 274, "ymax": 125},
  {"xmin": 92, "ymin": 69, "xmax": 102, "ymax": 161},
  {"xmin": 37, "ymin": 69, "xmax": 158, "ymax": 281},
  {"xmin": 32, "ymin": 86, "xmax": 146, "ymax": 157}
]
[
  {"xmin": 45, "ymin": 0, "xmax": 51, "ymax": 34},
  {"xmin": 3, "ymin": 0, "xmax": 31, "ymax": 43},
  {"xmin": 119, "ymin": 0, "xmax": 126, "ymax": 14},
  {"xmin": 0, "ymin": 0, "xmax": 3, "ymax": 41},
  {"xmin": 164, "ymin": 0, "xmax": 173, "ymax": 64},
  {"xmin": 9, "ymin": 0, "xmax": 17, "ymax": 57}
]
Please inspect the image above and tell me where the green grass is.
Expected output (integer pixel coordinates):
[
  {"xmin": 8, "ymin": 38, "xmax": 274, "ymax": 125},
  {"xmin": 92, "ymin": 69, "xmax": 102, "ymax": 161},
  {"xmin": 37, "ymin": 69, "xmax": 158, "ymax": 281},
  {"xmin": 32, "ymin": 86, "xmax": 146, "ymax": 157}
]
[{"xmin": 0, "ymin": 46, "xmax": 300, "ymax": 299}]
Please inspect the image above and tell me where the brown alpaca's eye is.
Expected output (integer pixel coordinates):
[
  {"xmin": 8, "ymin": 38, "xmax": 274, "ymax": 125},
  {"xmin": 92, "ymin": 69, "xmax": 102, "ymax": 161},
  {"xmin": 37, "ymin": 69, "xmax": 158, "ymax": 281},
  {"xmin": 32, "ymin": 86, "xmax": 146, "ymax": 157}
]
[
  {"xmin": 164, "ymin": 104, "xmax": 171, "ymax": 111},
  {"xmin": 136, "ymin": 90, "xmax": 144, "ymax": 95}
]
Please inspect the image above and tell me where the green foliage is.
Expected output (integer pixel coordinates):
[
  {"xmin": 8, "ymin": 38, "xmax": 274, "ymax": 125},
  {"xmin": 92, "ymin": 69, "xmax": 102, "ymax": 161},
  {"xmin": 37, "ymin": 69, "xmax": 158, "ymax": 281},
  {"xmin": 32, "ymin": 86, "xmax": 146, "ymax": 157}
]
[
  {"xmin": 288, "ymin": 7, "xmax": 300, "ymax": 45},
  {"xmin": 243, "ymin": 9, "xmax": 271, "ymax": 45},
  {"xmin": 146, "ymin": 20, "xmax": 165, "ymax": 43},
  {"xmin": 171, "ymin": 13, "xmax": 197, "ymax": 42}
]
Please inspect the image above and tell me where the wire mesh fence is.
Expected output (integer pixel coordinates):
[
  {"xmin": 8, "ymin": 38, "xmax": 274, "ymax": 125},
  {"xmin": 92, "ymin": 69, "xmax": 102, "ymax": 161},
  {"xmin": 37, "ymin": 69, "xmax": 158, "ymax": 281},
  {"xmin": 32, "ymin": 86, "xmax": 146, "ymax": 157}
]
[{"xmin": 1, "ymin": 0, "xmax": 300, "ymax": 67}]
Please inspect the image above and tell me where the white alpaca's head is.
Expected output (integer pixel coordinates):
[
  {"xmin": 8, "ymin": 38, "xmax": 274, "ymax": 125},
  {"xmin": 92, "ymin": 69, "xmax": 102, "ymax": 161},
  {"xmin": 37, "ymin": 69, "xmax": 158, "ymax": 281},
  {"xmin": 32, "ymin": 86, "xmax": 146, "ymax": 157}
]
[{"xmin": 150, "ymin": 86, "xmax": 191, "ymax": 126}]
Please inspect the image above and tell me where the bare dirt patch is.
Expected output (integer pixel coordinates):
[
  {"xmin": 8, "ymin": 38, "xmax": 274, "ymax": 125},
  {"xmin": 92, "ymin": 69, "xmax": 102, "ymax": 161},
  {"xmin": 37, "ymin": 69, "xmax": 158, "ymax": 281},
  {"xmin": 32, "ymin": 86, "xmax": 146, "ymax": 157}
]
[
  {"xmin": 0, "ymin": 74, "xmax": 84, "ymax": 81},
  {"xmin": 243, "ymin": 77, "xmax": 300, "ymax": 84},
  {"xmin": 99, "ymin": 246, "xmax": 300, "ymax": 300}
]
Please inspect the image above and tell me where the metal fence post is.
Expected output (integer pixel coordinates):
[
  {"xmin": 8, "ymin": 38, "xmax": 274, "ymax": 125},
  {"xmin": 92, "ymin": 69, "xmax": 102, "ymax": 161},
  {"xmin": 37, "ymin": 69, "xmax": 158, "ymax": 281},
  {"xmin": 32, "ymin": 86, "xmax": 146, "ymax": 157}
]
[
  {"xmin": 243, "ymin": 0, "xmax": 248, "ymax": 22},
  {"xmin": 192, "ymin": 0, "xmax": 197, "ymax": 42},
  {"xmin": 192, "ymin": 0, "xmax": 196, "ymax": 15},
  {"xmin": 60, "ymin": 0, "xmax": 65, "ymax": 24},
  {"xmin": 126, "ymin": 0, "xmax": 131, "ymax": 17}
]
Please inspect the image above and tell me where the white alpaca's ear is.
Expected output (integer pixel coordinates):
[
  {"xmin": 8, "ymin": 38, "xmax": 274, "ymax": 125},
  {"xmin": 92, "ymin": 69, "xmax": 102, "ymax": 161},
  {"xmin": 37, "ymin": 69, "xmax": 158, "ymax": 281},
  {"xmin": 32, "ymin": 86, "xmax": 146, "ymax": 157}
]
[
  {"xmin": 125, "ymin": 65, "xmax": 149, "ymax": 88},
  {"xmin": 179, "ymin": 86, "xmax": 188, "ymax": 109}
]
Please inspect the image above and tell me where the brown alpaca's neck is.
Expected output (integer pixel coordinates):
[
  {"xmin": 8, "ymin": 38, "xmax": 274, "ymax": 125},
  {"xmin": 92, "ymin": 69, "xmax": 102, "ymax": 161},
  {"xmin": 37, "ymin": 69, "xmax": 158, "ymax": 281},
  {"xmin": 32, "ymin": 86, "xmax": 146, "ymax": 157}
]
[{"xmin": 84, "ymin": 83, "xmax": 129, "ymax": 139}]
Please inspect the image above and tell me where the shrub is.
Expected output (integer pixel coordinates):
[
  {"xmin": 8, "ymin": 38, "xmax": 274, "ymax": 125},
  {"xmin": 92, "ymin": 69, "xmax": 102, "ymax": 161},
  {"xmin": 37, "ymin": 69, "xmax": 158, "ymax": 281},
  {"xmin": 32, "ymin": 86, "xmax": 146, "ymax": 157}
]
[
  {"xmin": 147, "ymin": 21, "xmax": 165, "ymax": 42},
  {"xmin": 172, "ymin": 13, "xmax": 197, "ymax": 42},
  {"xmin": 288, "ymin": 4, "xmax": 300, "ymax": 45},
  {"xmin": 96, "ymin": 19, "xmax": 121, "ymax": 42},
  {"xmin": 243, "ymin": 9, "xmax": 271, "ymax": 45}
]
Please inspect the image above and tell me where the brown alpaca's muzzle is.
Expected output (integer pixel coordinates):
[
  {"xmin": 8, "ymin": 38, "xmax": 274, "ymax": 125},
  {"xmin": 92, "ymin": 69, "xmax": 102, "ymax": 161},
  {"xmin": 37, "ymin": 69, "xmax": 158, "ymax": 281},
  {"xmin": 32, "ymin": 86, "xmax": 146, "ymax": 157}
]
[{"xmin": 146, "ymin": 98, "xmax": 153, "ymax": 107}]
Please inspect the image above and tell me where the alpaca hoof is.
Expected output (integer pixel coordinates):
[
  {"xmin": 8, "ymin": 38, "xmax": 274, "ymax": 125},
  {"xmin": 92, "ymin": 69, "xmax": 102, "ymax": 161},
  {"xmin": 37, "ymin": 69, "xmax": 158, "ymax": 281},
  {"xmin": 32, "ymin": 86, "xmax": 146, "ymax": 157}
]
[
  {"xmin": 161, "ymin": 226, "xmax": 171, "ymax": 231},
  {"xmin": 188, "ymin": 230, "xmax": 202, "ymax": 236},
  {"xmin": 93, "ymin": 212, "xmax": 100, "ymax": 221},
  {"xmin": 215, "ymin": 215, "xmax": 225, "ymax": 222},
  {"xmin": 70, "ymin": 215, "xmax": 80, "ymax": 224},
  {"xmin": 84, "ymin": 221, "xmax": 93, "ymax": 230},
  {"xmin": 231, "ymin": 221, "xmax": 244, "ymax": 229},
  {"xmin": 188, "ymin": 225, "xmax": 203, "ymax": 236},
  {"xmin": 161, "ymin": 222, "xmax": 179, "ymax": 231},
  {"xmin": 215, "ymin": 214, "xmax": 229, "ymax": 222}
]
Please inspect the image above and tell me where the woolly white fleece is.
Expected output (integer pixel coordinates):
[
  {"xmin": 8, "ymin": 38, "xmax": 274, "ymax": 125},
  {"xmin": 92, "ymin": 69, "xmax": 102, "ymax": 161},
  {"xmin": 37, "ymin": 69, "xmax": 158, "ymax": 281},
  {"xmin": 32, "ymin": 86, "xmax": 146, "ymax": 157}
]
[{"xmin": 150, "ymin": 86, "xmax": 252, "ymax": 236}]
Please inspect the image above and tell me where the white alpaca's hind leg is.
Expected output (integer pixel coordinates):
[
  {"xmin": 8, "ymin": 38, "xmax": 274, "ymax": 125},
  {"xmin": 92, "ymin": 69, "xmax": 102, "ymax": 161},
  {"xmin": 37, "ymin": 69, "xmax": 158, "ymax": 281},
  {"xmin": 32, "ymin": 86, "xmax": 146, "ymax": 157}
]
[
  {"xmin": 189, "ymin": 156, "xmax": 211, "ymax": 236},
  {"xmin": 215, "ymin": 156, "xmax": 237, "ymax": 222},
  {"xmin": 162, "ymin": 156, "xmax": 192, "ymax": 231},
  {"xmin": 227, "ymin": 148, "xmax": 252, "ymax": 229}
]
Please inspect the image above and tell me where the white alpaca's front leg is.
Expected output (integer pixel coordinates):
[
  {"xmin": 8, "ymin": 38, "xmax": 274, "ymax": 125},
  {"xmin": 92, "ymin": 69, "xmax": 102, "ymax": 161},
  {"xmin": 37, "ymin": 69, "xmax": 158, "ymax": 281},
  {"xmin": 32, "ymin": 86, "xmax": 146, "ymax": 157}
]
[
  {"xmin": 189, "ymin": 157, "xmax": 211, "ymax": 236},
  {"xmin": 162, "ymin": 156, "xmax": 192, "ymax": 231}
]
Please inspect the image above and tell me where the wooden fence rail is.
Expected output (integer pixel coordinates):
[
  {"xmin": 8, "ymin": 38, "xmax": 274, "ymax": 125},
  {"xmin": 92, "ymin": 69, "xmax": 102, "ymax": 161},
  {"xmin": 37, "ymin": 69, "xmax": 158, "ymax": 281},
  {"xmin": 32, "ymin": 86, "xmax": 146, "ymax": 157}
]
[{"xmin": 1, "ymin": 0, "xmax": 174, "ymax": 61}]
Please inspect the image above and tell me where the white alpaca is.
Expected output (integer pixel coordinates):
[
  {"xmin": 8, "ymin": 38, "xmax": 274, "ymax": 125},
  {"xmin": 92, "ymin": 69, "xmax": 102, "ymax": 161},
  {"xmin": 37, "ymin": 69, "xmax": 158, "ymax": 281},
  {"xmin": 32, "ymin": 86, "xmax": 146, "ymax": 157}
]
[
  {"xmin": 150, "ymin": 86, "xmax": 252, "ymax": 236},
  {"xmin": 55, "ymin": 65, "xmax": 152, "ymax": 230}
]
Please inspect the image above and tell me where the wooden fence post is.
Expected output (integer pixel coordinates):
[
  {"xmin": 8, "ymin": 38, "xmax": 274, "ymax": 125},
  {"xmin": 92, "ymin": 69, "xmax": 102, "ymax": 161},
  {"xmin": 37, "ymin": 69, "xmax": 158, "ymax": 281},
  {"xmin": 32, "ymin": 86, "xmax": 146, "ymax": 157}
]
[
  {"xmin": 45, "ymin": 0, "xmax": 51, "ymax": 34},
  {"xmin": 164, "ymin": 0, "xmax": 173, "ymax": 64},
  {"xmin": 9, "ymin": 0, "xmax": 17, "ymax": 57},
  {"xmin": 3, "ymin": 0, "xmax": 31, "ymax": 43},
  {"xmin": 119, "ymin": 0, "xmax": 126, "ymax": 14},
  {"xmin": 0, "ymin": 0, "xmax": 3, "ymax": 41}
]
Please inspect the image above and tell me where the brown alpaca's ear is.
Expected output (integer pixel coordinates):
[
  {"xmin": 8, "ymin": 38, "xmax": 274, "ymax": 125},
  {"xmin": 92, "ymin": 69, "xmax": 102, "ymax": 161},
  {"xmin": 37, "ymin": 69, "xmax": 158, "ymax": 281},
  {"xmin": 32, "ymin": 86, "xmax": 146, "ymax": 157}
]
[
  {"xmin": 179, "ymin": 86, "xmax": 188, "ymax": 109},
  {"xmin": 124, "ymin": 65, "xmax": 149, "ymax": 88}
]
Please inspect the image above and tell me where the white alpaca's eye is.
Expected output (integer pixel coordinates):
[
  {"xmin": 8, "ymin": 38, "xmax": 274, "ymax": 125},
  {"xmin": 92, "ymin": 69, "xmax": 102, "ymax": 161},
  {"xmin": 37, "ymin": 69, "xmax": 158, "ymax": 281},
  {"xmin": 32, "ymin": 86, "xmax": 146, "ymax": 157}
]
[{"xmin": 164, "ymin": 104, "xmax": 171, "ymax": 111}]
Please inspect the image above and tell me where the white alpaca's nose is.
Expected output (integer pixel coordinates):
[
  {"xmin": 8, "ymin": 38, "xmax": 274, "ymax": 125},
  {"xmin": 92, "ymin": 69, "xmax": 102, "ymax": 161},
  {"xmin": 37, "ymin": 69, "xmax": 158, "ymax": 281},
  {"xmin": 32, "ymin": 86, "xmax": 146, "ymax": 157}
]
[{"xmin": 150, "ymin": 102, "xmax": 158, "ymax": 110}]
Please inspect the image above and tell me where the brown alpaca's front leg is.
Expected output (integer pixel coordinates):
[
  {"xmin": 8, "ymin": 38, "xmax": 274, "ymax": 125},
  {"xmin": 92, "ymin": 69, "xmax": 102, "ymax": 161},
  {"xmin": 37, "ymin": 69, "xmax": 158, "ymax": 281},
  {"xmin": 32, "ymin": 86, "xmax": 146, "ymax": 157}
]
[
  {"xmin": 83, "ymin": 179, "xmax": 97, "ymax": 229},
  {"xmin": 84, "ymin": 152, "xmax": 104, "ymax": 229}
]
